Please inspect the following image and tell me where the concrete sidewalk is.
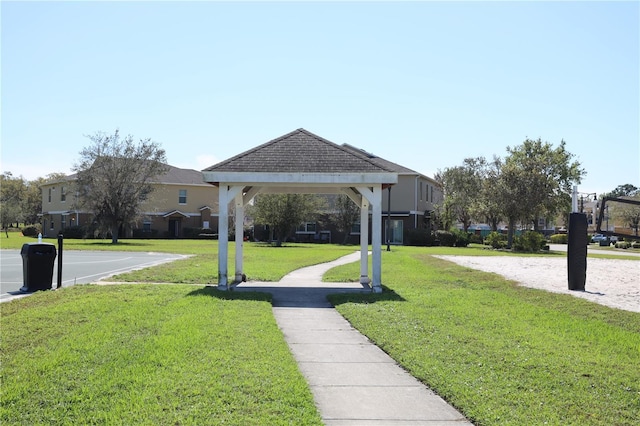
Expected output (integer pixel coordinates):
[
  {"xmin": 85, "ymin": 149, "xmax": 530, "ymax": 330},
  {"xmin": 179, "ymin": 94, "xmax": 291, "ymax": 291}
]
[{"xmin": 235, "ymin": 252, "xmax": 471, "ymax": 425}]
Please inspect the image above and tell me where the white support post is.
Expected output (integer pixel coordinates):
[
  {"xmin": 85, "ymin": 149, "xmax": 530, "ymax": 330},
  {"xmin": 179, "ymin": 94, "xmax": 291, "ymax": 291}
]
[
  {"xmin": 234, "ymin": 192, "xmax": 244, "ymax": 283},
  {"xmin": 218, "ymin": 185, "xmax": 244, "ymax": 290},
  {"xmin": 371, "ymin": 185, "xmax": 383, "ymax": 293},
  {"xmin": 359, "ymin": 196, "xmax": 370, "ymax": 286},
  {"xmin": 218, "ymin": 185, "xmax": 230, "ymax": 289}
]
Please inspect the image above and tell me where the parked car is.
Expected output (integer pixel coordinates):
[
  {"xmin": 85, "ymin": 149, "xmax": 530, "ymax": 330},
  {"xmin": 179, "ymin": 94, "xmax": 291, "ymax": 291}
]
[
  {"xmin": 590, "ymin": 234, "xmax": 618, "ymax": 244},
  {"xmin": 591, "ymin": 234, "xmax": 608, "ymax": 243}
]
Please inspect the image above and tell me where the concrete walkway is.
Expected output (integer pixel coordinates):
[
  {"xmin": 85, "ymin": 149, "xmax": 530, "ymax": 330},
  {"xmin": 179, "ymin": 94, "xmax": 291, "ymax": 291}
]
[{"xmin": 234, "ymin": 252, "xmax": 471, "ymax": 425}]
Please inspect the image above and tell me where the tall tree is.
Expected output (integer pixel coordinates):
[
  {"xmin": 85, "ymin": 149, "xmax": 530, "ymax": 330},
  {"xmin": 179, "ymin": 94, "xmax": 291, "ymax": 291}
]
[
  {"xmin": 73, "ymin": 130, "xmax": 168, "ymax": 243},
  {"xmin": 435, "ymin": 157, "xmax": 484, "ymax": 232},
  {"xmin": 499, "ymin": 138, "xmax": 584, "ymax": 245},
  {"xmin": 477, "ymin": 156, "xmax": 504, "ymax": 231},
  {"xmin": 603, "ymin": 184, "xmax": 639, "ymax": 198},
  {"xmin": 250, "ymin": 193, "xmax": 326, "ymax": 246},
  {"xmin": 332, "ymin": 194, "xmax": 360, "ymax": 244},
  {"xmin": 0, "ymin": 172, "xmax": 25, "ymax": 231}
]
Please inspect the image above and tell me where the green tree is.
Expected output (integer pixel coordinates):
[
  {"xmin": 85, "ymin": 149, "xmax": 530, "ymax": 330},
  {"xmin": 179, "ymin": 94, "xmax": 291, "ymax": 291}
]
[
  {"xmin": 250, "ymin": 193, "xmax": 326, "ymax": 246},
  {"xmin": 73, "ymin": 130, "xmax": 168, "ymax": 244},
  {"xmin": 435, "ymin": 157, "xmax": 484, "ymax": 232},
  {"xmin": 473, "ymin": 156, "xmax": 504, "ymax": 231},
  {"xmin": 613, "ymin": 194, "xmax": 640, "ymax": 236},
  {"xmin": 331, "ymin": 194, "xmax": 360, "ymax": 244},
  {"xmin": 499, "ymin": 138, "xmax": 584, "ymax": 246},
  {"xmin": 603, "ymin": 184, "xmax": 639, "ymax": 198},
  {"xmin": 1, "ymin": 172, "xmax": 25, "ymax": 233}
]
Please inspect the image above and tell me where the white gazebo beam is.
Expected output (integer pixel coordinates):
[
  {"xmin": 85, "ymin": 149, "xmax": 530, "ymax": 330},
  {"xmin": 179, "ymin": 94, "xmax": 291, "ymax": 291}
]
[
  {"xmin": 217, "ymin": 184, "xmax": 245, "ymax": 290},
  {"xmin": 359, "ymin": 194, "xmax": 370, "ymax": 286},
  {"xmin": 234, "ymin": 191, "xmax": 244, "ymax": 283},
  {"xmin": 357, "ymin": 185, "xmax": 383, "ymax": 292}
]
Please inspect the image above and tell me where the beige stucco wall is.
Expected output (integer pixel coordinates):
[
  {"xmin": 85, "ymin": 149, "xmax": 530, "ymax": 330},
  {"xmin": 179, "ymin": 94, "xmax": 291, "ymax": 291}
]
[
  {"xmin": 382, "ymin": 174, "xmax": 441, "ymax": 214},
  {"xmin": 139, "ymin": 183, "xmax": 218, "ymax": 215}
]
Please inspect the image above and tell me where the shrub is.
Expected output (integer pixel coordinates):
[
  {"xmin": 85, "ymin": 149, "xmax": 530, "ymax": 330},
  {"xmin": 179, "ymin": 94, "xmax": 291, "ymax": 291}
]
[
  {"xmin": 21, "ymin": 225, "xmax": 41, "ymax": 237},
  {"xmin": 550, "ymin": 234, "xmax": 568, "ymax": 244},
  {"xmin": 435, "ymin": 230, "xmax": 457, "ymax": 247},
  {"xmin": 615, "ymin": 241, "xmax": 630, "ymax": 249},
  {"xmin": 452, "ymin": 229, "xmax": 471, "ymax": 247},
  {"xmin": 405, "ymin": 229, "xmax": 438, "ymax": 246},
  {"xmin": 632, "ymin": 241, "xmax": 640, "ymax": 249},
  {"xmin": 512, "ymin": 231, "xmax": 547, "ymax": 253},
  {"xmin": 485, "ymin": 231, "xmax": 507, "ymax": 249},
  {"xmin": 60, "ymin": 226, "xmax": 92, "ymax": 239},
  {"xmin": 469, "ymin": 233, "xmax": 484, "ymax": 245}
]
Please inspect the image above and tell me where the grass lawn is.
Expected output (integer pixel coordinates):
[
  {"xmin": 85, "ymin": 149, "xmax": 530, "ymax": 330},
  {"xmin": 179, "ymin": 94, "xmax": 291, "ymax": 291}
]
[
  {"xmin": 1, "ymin": 285, "xmax": 323, "ymax": 425},
  {"xmin": 326, "ymin": 246, "xmax": 640, "ymax": 425},
  {"xmin": 1, "ymin": 237, "xmax": 639, "ymax": 425}
]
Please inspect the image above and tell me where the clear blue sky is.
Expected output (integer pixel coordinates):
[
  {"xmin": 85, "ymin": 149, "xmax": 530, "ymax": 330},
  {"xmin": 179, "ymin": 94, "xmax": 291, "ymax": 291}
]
[{"xmin": 2, "ymin": 1, "xmax": 638, "ymax": 196}]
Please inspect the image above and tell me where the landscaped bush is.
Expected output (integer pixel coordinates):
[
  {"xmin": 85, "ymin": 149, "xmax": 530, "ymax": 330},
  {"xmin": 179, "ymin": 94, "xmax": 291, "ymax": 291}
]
[
  {"xmin": 60, "ymin": 226, "xmax": 88, "ymax": 239},
  {"xmin": 435, "ymin": 230, "xmax": 456, "ymax": 247},
  {"xmin": 21, "ymin": 225, "xmax": 41, "ymax": 237},
  {"xmin": 404, "ymin": 229, "xmax": 438, "ymax": 246},
  {"xmin": 512, "ymin": 231, "xmax": 547, "ymax": 252},
  {"xmin": 615, "ymin": 241, "xmax": 630, "ymax": 249},
  {"xmin": 132, "ymin": 229, "xmax": 160, "ymax": 238},
  {"xmin": 550, "ymin": 233, "xmax": 568, "ymax": 244},
  {"xmin": 452, "ymin": 229, "xmax": 471, "ymax": 247},
  {"xmin": 469, "ymin": 233, "xmax": 484, "ymax": 245},
  {"xmin": 485, "ymin": 231, "xmax": 507, "ymax": 249},
  {"xmin": 632, "ymin": 241, "xmax": 640, "ymax": 249},
  {"xmin": 182, "ymin": 227, "xmax": 217, "ymax": 239}
]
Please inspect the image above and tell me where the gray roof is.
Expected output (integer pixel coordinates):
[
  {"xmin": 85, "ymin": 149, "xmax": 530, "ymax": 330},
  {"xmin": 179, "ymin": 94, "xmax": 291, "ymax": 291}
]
[
  {"xmin": 155, "ymin": 164, "xmax": 208, "ymax": 185},
  {"xmin": 44, "ymin": 163, "xmax": 206, "ymax": 186},
  {"xmin": 341, "ymin": 144, "xmax": 418, "ymax": 175},
  {"xmin": 202, "ymin": 128, "xmax": 395, "ymax": 174}
]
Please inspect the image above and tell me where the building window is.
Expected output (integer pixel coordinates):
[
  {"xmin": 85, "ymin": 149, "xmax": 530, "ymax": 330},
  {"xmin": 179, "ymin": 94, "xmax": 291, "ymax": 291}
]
[
  {"xmin": 297, "ymin": 222, "xmax": 316, "ymax": 234},
  {"xmin": 48, "ymin": 188, "xmax": 52, "ymax": 203},
  {"xmin": 420, "ymin": 181, "xmax": 423, "ymax": 201},
  {"xmin": 50, "ymin": 221, "xmax": 54, "ymax": 230},
  {"xmin": 61, "ymin": 186, "xmax": 66, "ymax": 202},
  {"xmin": 385, "ymin": 219, "xmax": 404, "ymax": 245},
  {"xmin": 178, "ymin": 189, "xmax": 187, "ymax": 204},
  {"xmin": 351, "ymin": 221, "xmax": 361, "ymax": 234}
]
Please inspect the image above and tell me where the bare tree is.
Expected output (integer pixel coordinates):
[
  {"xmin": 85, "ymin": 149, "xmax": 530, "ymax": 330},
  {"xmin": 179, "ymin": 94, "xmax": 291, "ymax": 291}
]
[{"xmin": 73, "ymin": 130, "xmax": 168, "ymax": 243}]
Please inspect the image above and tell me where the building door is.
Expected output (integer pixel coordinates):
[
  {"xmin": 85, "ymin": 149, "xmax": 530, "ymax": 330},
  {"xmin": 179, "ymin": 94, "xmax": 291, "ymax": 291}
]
[
  {"xmin": 168, "ymin": 219, "xmax": 180, "ymax": 238},
  {"xmin": 385, "ymin": 219, "xmax": 403, "ymax": 245}
]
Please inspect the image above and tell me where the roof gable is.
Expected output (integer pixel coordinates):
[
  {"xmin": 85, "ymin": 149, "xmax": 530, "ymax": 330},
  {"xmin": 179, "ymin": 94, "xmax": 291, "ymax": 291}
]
[{"xmin": 202, "ymin": 128, "xmax": 394, "ymax": 174}]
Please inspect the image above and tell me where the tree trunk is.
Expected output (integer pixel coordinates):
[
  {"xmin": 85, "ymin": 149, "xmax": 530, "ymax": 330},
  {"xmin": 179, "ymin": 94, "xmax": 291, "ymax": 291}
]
[
  {"xmin": 507, "ymin": 218, "xmax": 515, "ymax": 248},
  {"xmin": 111, "ymin": 224, "xmax": 119, "ymax": 244}
]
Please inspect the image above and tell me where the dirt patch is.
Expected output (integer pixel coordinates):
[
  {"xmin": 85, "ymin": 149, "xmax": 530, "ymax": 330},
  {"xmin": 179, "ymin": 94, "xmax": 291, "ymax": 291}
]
[{"xmin": 433, "ymin": 256, "xmax": 640, "ymax": 313}]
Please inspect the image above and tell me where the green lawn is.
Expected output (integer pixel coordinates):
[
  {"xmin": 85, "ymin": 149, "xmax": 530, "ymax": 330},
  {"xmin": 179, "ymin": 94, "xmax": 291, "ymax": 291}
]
[
  {"xmin": 326, "ymin": 246, "xmax": 640, "ymax": 425},
  {"xmin": 1, "ymin": 237, "xmax": 639, "ymax": 425},
  {"xmin": 1, "ymin": 285, "xmax": 323, "ymax": 425}
]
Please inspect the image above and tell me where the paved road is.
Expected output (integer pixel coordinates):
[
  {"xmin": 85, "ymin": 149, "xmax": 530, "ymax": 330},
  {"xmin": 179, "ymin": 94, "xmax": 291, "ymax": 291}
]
[{"xmin": 1, "ymin": 250, "xmax": 187, "ymax": 301}]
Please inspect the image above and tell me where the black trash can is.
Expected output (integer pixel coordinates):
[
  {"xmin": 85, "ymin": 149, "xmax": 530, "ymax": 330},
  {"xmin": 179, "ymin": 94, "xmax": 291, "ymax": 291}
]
[{"xmin": 20, "ymin": 243, "xmax": 57, "ymax": 292}]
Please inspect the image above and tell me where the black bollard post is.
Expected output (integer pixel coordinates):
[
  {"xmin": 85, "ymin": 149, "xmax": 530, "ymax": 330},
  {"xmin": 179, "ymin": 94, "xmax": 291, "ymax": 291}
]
[
  {"xmin": 57, "ymin": 233, "xmax": 63, "ymax": 289},
  {"xmin": 567, "ymin": 213, "xmax": 587, "ymax": 291}
]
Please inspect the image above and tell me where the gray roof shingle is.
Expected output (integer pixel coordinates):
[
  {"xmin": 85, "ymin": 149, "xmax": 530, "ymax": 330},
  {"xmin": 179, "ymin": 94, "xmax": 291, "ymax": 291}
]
[{"xmin": 202, "ymin": 128, "xmax": 395, "ymax": 174}]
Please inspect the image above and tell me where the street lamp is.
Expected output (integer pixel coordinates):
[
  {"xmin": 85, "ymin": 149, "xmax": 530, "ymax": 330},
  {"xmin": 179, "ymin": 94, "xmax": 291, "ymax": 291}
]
[{"xmin": 579, "ymin": 192, "xmax": 597, "ymax": 213}]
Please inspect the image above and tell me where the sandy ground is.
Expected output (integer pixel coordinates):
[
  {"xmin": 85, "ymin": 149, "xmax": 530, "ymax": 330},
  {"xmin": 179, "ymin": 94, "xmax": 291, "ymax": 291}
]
[{"xmin": 433, "ymin": 255, "xmax": 640, "ymax": 313}]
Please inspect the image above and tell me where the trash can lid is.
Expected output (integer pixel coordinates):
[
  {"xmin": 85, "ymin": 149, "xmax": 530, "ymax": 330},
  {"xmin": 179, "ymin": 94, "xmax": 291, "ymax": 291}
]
[{"xmin": 21, "ymin": 242, "xmax": 57, "ymax": 254}]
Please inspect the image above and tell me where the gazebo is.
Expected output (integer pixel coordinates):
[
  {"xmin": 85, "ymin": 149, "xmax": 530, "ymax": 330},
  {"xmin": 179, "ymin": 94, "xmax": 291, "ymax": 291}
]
[{"xmin": 201, "ymin": 128, "xmax": 398, "ymax": 293}]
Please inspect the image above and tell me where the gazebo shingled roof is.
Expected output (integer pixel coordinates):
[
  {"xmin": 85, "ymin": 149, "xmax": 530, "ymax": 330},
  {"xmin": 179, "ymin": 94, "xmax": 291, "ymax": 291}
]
[{"xmin": 202, "ymin": 128, "xmax": 395, "ymax": 175}]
